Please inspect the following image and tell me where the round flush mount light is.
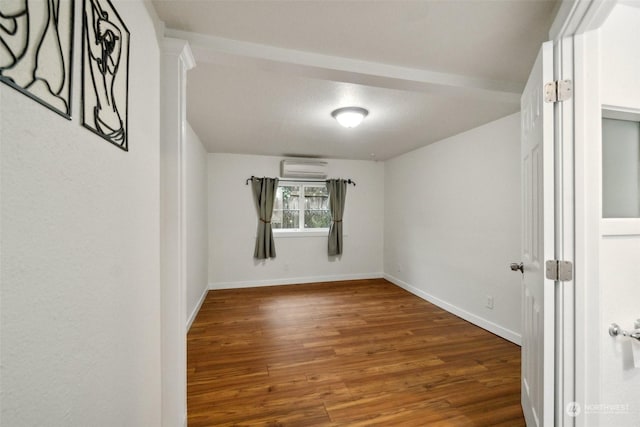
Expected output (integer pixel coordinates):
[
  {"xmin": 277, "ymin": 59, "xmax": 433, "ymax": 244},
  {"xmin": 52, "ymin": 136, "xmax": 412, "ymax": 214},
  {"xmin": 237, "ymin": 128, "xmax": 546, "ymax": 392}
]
[{"xmin": 331, "ymin": 107, "xmax": 369, "ymax": 128}]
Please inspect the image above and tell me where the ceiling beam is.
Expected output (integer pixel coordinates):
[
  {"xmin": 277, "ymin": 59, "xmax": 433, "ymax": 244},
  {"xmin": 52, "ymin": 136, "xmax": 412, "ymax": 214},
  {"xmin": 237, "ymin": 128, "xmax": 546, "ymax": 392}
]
[{"xmin": 165, "ymin": 28, "xmax": 522, "ymax": 104}]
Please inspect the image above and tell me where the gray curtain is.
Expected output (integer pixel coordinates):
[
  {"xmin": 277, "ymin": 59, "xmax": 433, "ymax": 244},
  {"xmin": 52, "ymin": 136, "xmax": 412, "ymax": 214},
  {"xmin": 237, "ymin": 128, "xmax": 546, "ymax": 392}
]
[
  {"xmin": 327, "ymin": 179, "xmax": 348, "ymax": 256},
  {"xmin": 251, "ymin": 177, "xmax": 279, "ymax": 259}
]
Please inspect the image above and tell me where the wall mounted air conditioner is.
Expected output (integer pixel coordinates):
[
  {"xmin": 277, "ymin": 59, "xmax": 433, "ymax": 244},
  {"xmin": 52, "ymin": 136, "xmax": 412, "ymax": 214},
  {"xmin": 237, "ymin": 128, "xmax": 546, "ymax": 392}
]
[{"xmin": 280, "ymin": 159, "xmax": 328, "ymax": 179}]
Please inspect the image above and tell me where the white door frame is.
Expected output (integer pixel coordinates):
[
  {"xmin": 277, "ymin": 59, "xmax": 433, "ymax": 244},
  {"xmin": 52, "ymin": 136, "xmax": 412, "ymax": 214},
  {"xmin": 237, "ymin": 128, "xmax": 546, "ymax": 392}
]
[
  {"xmin": 568, "ymin": 2, "xmax": 616, "ymax": 427},
  {"xmin": 160, "ymin": 38, "xmax": 196, "ymax": 427},
  {"xmin": 553, "ymin": 33, "xmax": 575, "ymax": 427},
  {"xmin": 548, "ymin": 1, "xmax": 616, "ymax": 425}
]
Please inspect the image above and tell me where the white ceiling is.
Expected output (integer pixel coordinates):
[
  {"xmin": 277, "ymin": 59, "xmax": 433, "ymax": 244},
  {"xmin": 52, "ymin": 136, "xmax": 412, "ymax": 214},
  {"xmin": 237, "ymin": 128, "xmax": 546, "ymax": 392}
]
[{"xmin": 152, "ymin": 0, "xmax": 559, "ymax": 160}]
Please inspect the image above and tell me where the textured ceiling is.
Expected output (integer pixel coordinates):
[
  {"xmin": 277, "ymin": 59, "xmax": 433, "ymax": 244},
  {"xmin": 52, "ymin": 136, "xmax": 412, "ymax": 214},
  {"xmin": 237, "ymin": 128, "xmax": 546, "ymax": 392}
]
[
  {"xmin": 153, "ymin": 0, "xmax": 559, "ymax": 160},
  {"xmin": 186, "ymin": 62, "xmax": 519, "ymax": 161}
]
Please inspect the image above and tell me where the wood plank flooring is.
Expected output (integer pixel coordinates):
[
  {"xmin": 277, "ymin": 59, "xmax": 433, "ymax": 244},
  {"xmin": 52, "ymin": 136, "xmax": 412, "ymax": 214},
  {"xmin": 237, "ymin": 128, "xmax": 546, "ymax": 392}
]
[{"xmin": 187, "ymin": 279, "xmax": 524, "ymax": 426}]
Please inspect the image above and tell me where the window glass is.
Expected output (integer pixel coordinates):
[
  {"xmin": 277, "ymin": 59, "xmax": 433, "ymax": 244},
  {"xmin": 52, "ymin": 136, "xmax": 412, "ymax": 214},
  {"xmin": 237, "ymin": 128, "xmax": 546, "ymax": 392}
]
[
  {"xmin": 304, "ymin": 186, "xmax": 331, "ymax": 228},
  {"xmin": 273, "ymin": 185, "xmax": 299, "ymax": 229},
  {"xmin": 602, "ymin": 118, "xmax": 640, "ymax": 218},
  {"xmin": 272, "ymin": 184, "xmax": 330, "ymax": 231}
]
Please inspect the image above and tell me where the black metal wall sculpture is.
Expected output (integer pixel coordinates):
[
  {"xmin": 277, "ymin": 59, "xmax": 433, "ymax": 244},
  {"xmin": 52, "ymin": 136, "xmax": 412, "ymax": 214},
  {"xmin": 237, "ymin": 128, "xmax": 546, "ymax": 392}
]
[
  {"xmin": 82, "ymin": 0, "xmax": 129, "ymax": 151},
  {"xmin": 0, "ymin": 0, "xmax": 75, "ymax": 119}
]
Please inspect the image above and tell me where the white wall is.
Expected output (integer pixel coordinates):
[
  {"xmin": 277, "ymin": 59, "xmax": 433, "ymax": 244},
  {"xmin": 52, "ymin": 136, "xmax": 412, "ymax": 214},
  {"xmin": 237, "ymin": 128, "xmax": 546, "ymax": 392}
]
[
  {"xmin": 208, "ymin": 153, "xmax": 384, "ymax": 288},
  {"xmin": 384, "ymin": 113, "xmax": 521, "ymax": 343},
  {"xmin": 577, "ymin": 5, "xmax": 640, "ymax": 425},
  {"xmin": 185, "ymin": 123, "xmax": 209, "ymax": 328},
  {"xmin": 0, "ymin": 1, "xmax": 162, "ymax": 425}
]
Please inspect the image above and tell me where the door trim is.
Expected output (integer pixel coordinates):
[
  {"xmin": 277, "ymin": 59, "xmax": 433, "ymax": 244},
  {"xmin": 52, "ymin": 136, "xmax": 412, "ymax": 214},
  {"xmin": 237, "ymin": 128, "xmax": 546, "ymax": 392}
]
[
  {"xmin": 160, "ymin": 38, "xmax": 196, "ymax": 427},
  {"xmin": 549, "ymin": 2, "xmax": 617, "ymax": 426}
]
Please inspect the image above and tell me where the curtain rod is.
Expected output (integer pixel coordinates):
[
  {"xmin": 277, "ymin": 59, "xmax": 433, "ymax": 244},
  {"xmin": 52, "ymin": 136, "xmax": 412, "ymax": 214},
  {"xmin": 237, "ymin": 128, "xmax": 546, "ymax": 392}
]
[{"xmin": 245, "ymin": 176, "xmax": 356, "ymax": 186}]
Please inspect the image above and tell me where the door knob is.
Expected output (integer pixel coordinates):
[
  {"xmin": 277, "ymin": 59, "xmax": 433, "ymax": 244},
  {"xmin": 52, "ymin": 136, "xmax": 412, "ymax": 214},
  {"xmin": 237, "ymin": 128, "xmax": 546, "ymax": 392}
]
[{"xmin": 510, "ymin": 262, "xmax": 524, "ymax": 273}]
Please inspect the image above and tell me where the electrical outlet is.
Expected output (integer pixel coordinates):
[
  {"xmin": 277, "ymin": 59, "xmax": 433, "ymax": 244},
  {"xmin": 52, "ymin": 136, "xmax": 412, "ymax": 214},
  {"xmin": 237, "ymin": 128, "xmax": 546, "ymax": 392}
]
[{"xmin": 486, "ymin": 296, "xmax": 494, "ymax": 309}]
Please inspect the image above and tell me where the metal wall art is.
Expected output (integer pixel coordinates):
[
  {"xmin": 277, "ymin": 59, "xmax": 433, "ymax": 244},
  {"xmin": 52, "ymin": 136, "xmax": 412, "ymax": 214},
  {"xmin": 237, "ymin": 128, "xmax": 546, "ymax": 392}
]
[
  {"xmin": 82, "ymin": 0, "xmax": 129, "ymax": 151},
  {"xmin": 0, "ymin": 0, "xmax": 75, "ymax": 119}
]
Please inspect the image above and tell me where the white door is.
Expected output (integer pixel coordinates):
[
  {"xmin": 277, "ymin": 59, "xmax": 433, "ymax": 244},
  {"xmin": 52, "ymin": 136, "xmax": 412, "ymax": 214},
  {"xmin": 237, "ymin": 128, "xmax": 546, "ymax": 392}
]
[{"xmin": 519, "ymin": 41, "xmax": 555, "ymax": 427}]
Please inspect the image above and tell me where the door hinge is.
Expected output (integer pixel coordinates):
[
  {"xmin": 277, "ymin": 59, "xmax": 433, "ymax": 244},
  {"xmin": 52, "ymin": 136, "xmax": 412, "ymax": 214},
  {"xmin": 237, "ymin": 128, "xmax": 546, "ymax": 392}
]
[
  {"xmin": 544, "ymin": 80, "xmax": 573, "ymax": 103},
  {"xmin": 545, "ymin": 260, "xmax": 573, "ymax": 281}
]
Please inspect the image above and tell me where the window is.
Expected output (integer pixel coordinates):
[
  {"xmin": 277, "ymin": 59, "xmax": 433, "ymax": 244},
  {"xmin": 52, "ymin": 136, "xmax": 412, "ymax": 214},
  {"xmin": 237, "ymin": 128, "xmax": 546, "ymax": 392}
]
[
  {"xmin": 602, "ymin": 115, "xmax": 640, "ymax": 218},
  {"xmin": 272, "ymin": 183, "xmax": 331, "ymax": 232}
]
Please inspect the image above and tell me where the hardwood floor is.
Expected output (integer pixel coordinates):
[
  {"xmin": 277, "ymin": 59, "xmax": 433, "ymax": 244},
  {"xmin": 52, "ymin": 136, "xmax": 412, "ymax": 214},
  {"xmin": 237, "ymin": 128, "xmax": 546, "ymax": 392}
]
[{"xmin": 187, "ymin": 279, "xmax": 524, "ymax": 426}]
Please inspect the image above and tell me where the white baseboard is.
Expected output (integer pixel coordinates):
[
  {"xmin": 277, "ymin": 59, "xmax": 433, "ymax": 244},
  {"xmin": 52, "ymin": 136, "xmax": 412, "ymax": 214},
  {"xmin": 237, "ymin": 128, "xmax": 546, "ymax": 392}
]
[
  {"xmin": 187, "ymin": 285, "xmax": 209, "ymax": 331},
  {"xmin": 384, "ymin": 274, "xmax": 521, "ymax": 346},
  {"xmin": 209, "ymin": 272, "xmax": 384, "ymax": 290}
]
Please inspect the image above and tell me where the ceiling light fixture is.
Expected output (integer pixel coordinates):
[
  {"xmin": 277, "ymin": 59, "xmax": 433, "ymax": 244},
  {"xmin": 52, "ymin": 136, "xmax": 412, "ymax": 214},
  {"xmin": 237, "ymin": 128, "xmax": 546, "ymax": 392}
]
[{"xmin": 331, "ymin": 107, "xmax": 369, "ymax": 128}]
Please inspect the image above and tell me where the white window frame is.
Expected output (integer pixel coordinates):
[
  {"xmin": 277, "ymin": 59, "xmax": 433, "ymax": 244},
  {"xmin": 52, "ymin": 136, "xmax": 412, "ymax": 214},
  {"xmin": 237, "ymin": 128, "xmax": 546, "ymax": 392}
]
[{"xmin": 273, "ymin": 182, "xmax": 330, "ymax": 237}]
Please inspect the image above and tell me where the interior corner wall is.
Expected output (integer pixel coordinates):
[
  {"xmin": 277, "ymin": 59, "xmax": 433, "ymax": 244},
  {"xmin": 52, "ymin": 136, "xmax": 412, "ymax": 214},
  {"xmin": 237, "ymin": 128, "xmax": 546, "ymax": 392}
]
[
  {"xmin": 208, "ymin": 153, "xmax": 384, "ymax": 289},
  {"xmin": 1, "ymin": 1, "xmax": 162, "ymax": 425},
  {"xmin": 185, "ymin": 123, "xmax": 209, "ymax": 327},
  {"xmin": 383, "ymin": 113, "xmax": 522, "ymax": 343}
]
